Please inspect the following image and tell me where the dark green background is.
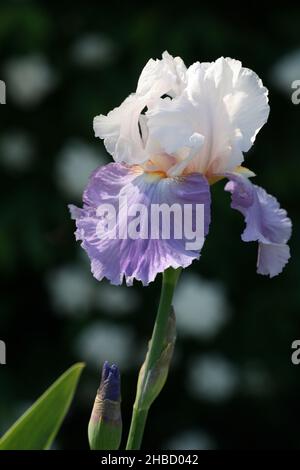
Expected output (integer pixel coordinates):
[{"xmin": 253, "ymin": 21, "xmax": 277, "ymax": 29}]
[{"xmin": 0, "ymin": 1, "xmax": 299, "ymax": 449}]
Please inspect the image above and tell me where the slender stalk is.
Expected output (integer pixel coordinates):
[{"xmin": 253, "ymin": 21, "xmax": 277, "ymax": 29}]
[
  {"xmin": 126, "ymin": 408, "xmax": 148, "ymax": 451},
  {"xmin": 126, "ymin": 267, "xmax": 181, "ymax": 450}
]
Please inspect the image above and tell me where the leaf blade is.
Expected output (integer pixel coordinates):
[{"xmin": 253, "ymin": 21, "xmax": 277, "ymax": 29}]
[{"xmin": 0, "ymin": 362, "xmax": 84, "ymax": 450}]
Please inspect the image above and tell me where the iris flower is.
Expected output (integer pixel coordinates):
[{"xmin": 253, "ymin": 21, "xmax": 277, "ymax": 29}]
[{"xmin": 70, "ymin": 52, "xmax": 292, "ymax": 285}]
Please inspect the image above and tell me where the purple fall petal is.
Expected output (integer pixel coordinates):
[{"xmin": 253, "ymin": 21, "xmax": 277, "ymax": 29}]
[
  {"xmin": 257, "ymin": 243, "xmax": 291, "ymax": 278},
  {"xmin": 225, "ymin": 173, "xmax": 292, "ymax": 277},
  {"xmin": 70, "ymin": 162, "xmax": 211, "ymax": 286}
]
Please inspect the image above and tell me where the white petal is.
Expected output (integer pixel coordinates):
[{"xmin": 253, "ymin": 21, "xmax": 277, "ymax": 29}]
[
  {"xmin": 137, "ymin": 50, "xmax": 187, "ymax": 98},
  {"xmin": 94, "ymin": 52, "xmax": 187, "ymax": 165},
  {"xmin": 187, "ymin": 57, "xmax": 269, "ymax": 168},
  {"xmin": 146, "ymin": 95, "xmax": 203, "ymax": 157},
  {"xmin": 94, "ymin": 55, "xmax": 269, "ymax": 174},
  {"xmin": 222, "ymin": 58, "xmax": 270, "ymax": 152},
  {"xmin": 167, "ymin": 133, "xmax": 205, "ymax": 177},
  {"xmin": 146, "ymin": 57, "xmax": 269, "ymax": 175},
  {"xmin": 94, "ymin": 94, "xmax": 147, "ymax": 164},
  {"xmin": 147, "ymin": 86, "xmax": 243, "ymax": 174}
]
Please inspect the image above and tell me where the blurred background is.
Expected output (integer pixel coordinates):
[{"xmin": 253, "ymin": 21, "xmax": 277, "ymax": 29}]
[{"xmin": 0, "ymin": 1, "xmax": 300, "ymax": 450}]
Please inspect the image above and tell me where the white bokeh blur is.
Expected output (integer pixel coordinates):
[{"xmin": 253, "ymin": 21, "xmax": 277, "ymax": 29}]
[
  {"xmin": 74, "ymin": 321, "xmax": 134, "ymax": 369},
  {"xmin": 165, "ymin": 429, "xmax": 216, "ymax": 450},
  {"xmin": 271, "ymin": 49, "xmax": 300, "ymax": 93},
  {"xmin": 0, "ymin": 131, "xmax": 34, "ymax": 170},
  {"xmin": 71, "ymin": 33, "xmax": 116, "ymax": 67},
  {"xmin": 47, "ymin": 263, "xmax": 95, "ymax": 316},
  {"xmin": 188, "ymin": 354, "xmax": 239, "ymax": 402},
  {"xmin": 174, "ymin": 272, "xmax": 230, "ymax": 339},
  {"xmin": 4, "ymin": 55, "xmax": 57, "ymax": 106},
  {"xmin": 47, "ymin": 258, "xmax": 140, "ymax": 316},
  {"xmin": 95, "ymin": 281, "xmax": 140, "ymax": 315},
  {"xmin": 56, "ymin": 139, "xmax": 108, "ymax": 199}
]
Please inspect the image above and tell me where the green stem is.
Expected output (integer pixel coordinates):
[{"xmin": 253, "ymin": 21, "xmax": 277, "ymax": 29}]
[
  {"xmin": 126, "ymin": 407, "xmax": 148, "ymax": 451},
  {"xmin": 126, "ymin": 267, "xmax": 181, "ymax": 450}
]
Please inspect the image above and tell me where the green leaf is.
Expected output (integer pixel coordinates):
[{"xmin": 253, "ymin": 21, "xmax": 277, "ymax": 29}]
[{"xmin": 0, "ymin": 363, "xmax": 84, "ymax": 450}]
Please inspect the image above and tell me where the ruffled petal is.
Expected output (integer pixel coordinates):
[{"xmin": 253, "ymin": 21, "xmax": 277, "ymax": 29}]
[
  {"xmin": 93, "ymin": 52, "xmax": 187, "ymax": 166},
  {"xmin": 146, "ymin": 57, "xmax": 269, "ymax": 176},
  {"xmin": 70, "ymin": 162, "xmax": 211, "ymax": 286},
  {"xmin": 221, "ymin": 58, "xmax": 270, "ymax": 152},
  {"xmin": 94, "ymin": 94, "xmax": 147, "ymax": 165},
  {"xmin": 146, "ymin": 95, "xmax": 205, "ymax": 159},
  {"xmin": 187, "ymin": 57, "xmax": 269, "ymax": 154},
  {"xmin": 137, "ymin": 51, "xmax": 187, "ymax": 98},
  {"xmin": 225, "ymin": 173, "xmax": 292, "ymax": 277},
  {"xmin": 257, "ymin": 243, "xmax": 291, "ymax": 278}
]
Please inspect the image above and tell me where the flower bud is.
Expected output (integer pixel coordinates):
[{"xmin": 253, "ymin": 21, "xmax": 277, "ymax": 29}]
[
  {"xmin": 137, "ymin": 307, "xmax": 176, "ymax": 410},
  {"xmin": 88, "ymin": 362, "xmax": 122, "ymax": 450}
]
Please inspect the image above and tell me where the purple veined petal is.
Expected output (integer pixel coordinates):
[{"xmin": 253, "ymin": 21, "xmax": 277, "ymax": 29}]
[
  {"xmin": 69, "ymin": 162, "xmax": 211, "ymax": 286},
  {"xmin": 100, "ymin": 361, "xmax": 121, "ymax": 402},
  {"xmin": 225, "ymin": 172, "xmax": 292, "ymax": 277}
]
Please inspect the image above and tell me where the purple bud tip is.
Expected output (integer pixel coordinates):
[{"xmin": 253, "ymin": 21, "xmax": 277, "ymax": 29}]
[{"xmin": 100, "ymin": 361, "xmax": 121, "ymax": 402}]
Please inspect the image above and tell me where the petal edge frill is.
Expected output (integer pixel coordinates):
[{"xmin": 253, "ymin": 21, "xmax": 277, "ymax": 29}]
[{"xmin": 70, "ymin": 163, "xmax": 211, "ymax": 286}]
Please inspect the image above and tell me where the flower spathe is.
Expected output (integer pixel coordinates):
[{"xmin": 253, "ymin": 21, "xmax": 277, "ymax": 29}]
[
  {"xmin": 88, "ymin": 361, "xmax": 122, "ymax": 450},
  {"xmin": 70, "ymin": 52, "xmax": 292, "ymax": 285}
]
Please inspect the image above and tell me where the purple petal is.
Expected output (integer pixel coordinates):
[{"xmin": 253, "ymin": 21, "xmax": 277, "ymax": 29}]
[
  {"xmin": 100, "ymin": 362, "xmax": 121, "ymax": 402},
  {"xmin": 257, "ymin": 243, "xmax": 291, "ymax": 278},
  {"xmin": 69, "ymin": 162, "xmax": 211, "ymax": 286},
  {"xmin": 225, "ymin": 173, "xmax": 292, "ymax": 277}
]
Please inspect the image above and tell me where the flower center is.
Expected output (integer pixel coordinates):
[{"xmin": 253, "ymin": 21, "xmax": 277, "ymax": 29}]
[{"xmin": 143, "ymin": 170, "xmax": 167, "ymax": 181}]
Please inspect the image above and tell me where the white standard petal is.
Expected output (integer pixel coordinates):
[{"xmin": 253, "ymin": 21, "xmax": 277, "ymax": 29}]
[
  {"xmin": 187, "ymin": 57, "xmax": 269, "ymax": 153},
  {"xmin": 137, "ymin": 50, "xmax": 187, "ymax": 98},
  {"xmin": 94, "ymin": 55, "xmax": 269, "ymax": 176},
  {"xmin": 220, "ymin": 57, "xmax": 270, "ymax": 152},
  {"xmin": 159, "ymin": 57, "xmax": 269, "ymax": 175},
  {"xmin": 94, "ymin": 94, "xmax": 147, "ymax": 165},
  {"xmin": 94, "ymin": 51, "xmax": 187, "ymax": 166},
  {"xmin": 146, "ymin": 96, "xmax": 200, "ymax": 155},
  {"xmin": 146, "ymin": 85, "xmax": 242, "ymax": 175}
]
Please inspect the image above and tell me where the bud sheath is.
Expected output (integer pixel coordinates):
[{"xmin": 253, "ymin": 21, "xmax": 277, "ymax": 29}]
[{"xmin": 88, "ymin": 362, "xmax": 122, "ymax": 450}]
